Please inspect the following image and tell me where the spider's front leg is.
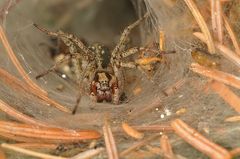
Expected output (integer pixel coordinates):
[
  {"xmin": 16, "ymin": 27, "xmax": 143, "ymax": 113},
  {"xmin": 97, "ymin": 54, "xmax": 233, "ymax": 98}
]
[
  {"xmin": 34, "ymin": 24, "xmax": 95, "ymax": 114},
  {"xmin": 117, "ymin": 47, "xmax": 163, "ymax": 68},
  {"xmin": 112, "ymin": 65, "xmax": 122, "ymax": 104},
  {"xmin": 34, "ymin": 24, "xmax": 95, "ymax": 61},
  {"xmin": 111, "ymin": 13, "xmax": 149, "ymax": 60},
  {"xmin": 33, "ymin": 24, "xmax": 81, "ymax": 79},
  {"xmin": 72, "ymin": 61, "xmax": 96, "ymax": 114},
  {"xmin": 36, "ymin": 54, "xmax": 71, "ymax": 79}
]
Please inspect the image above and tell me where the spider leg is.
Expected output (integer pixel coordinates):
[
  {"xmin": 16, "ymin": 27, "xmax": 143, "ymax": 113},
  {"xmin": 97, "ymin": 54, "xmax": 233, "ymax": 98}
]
[
  {"xmin": 33, "ymin": 23, "xmax": 60, "ymax": 37},
  {"xmin": 119, "ymin": 47, "xmax": 160, "ymax": 59},
  {"xmin": 33, "ymin": 24, "xmax": 98, "ymax": 113},
  {"xmin": 119, "ymin": 61, "xmax": 155, "ymax": 79},
  {"xmin": 70, "ymin": 58, "xmax": 86, "ymax": 114},
  {"xmin": 71, "ymin": 61, "xmax": 95, "ymax": 114},
  {"xmin": 119, "ymin": 62, "xmax": 137, "ymax": 68},
  {"xmin": 71, "ymin": 58, "xmax": 83, "ymax": 83},
  {"xmin": 112, "ymin": 46, "xmax": 161, "ymax": 97},
  {"xmin": 119, "ymin": 47, "xmax": 140, "ymax": 59},
  {"xmin": 111, "ymin": 13, "xmax": 149, "ymax": 59},
  {"xmin": 36, "ymin": 54, "xmax": 71, "ymax": 79},
  {"xmin": 34, "ymin": 24, "xmax": 95, "ymax": 77},
  {"xmin": 72, "ymin": 91, "xmax": 82, "ymax": 114},
  {"xmin": 34, "ymin": 24, "xmax": 95, "ymax": 61},
  {"xmin": 112, "ymin": 84, "xmax": 120, "ymax": 104},
  {"xmin": 112, "ymin": 65, "xmax": 124, "ymax": 100},
  {"xmin": 67, "ymin": 35, "xmax": 95, "ymax": 61},
  {"xmin": 115, "ymin": 47, "xmax": 163, "ymax": 68},
  {"xmin": 118, "ymin": 55, "xmax": 163, "ymax": 77}
]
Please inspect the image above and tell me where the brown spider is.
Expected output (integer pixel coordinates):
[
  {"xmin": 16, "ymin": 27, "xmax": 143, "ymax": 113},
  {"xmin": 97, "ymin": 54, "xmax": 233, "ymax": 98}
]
[{"xmin": 34, "ymin": 13, "xmax": 162, "ymax": 114}]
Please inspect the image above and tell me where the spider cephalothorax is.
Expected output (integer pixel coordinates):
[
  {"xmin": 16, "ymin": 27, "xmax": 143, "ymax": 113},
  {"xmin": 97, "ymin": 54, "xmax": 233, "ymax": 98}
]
[
  {"xmin": 87, "ymin": 43, "xmax": 120, "ymax": 103},
  {"xmin": 33, "ymin": 13, "xmax": 163, "ymax": 114},
  {"xmin": 88, "ymin": 43, "xmax": 111, "ymax": 69}
]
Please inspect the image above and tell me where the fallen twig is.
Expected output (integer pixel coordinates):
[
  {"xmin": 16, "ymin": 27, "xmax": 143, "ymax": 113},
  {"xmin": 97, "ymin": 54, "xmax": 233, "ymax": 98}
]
[
  {"xmin": 113, "ymin": 124, "xmax": 173, "ymax": 133},
  {"xmin": 216, "ymin": 0, "xmax": 223, "ymax": 43},
  {"xmin": 122, "ymin": 149, "xmax": 156, "ymax": 159},
  {"xmin": 0, "ymin": 26, "xmax": 46, "ymax": 95},
  {"xmin": 70, "ymin": 147, "xmax": 105, "ymax": 159},
  {"xmin": 230, "ymin": 147, "xmax": 240, "ymax": 158},
  {"xmin": 216, "ymin": 43, "xmax": 240, "ymax": 68},
  {"xmin": 210, "ymin": 81, "xmax": 240, "ymax": 113},
  {"xmin": 193, "ymin": 31, "xmax": 207, "ymax": 42},
  {"xmin": 222, "ymin": 14, "xmax": 240, "ymax": 55},
  {"xmin": 0, "ymin": 147, "xmax": 5, "ymax": 159},
  {"xmin": 0, "ymin": 131, "xmax": 44, "ymax": 143},
  {"xmin": 171, "ymin": 119, "xmax": 231, "ymax": 159},
  {"xmin": 9, "ymin": 143, "xmax": 57, "ymax": 149},
  {"xmin": 120, "ymin": 134, "xmax": 160, "ymax": 157},
  {"xmin": 211, "ymin": 0, "xmax": 217, "ymax": 38},
  {"xmin": 122, "ymin": 122, "xmax": 144, "ymax": 139},
  {"xmin": 146, "ymin": 145, "xmax": 176, "ymax": 159},
  {"xmin": 0, "ymin": 0, "xmax": 21, "ymax": 23},
  {"xmin": 0, "ymin": 67, "xmax": 30, "ymax": 92},
  {"xmin": 184, "ymin": 0, "xmax": 215, "ymax": 53},
  {"xmin": 0, "ymin": 120, "xmax": 101, "ymax": 143},
  {"xmin": 224, "ymin": 116, "xmax": 240, "ymax": 122},
  {"xmin": 193, "ymin": 32, "xmax": 240, "ymax": 68},
  {"xmin": 103, "ymin": 118, "xmax": 119, "ymax": 159},
  {"xmin": 211, "ymin": 0, "xmax": 223, "ymax": 43},
  {"xmin": 162, "ymin": 0, "xmax": 176, "ymax": 8},
  {"xmin": 160, "ymin": 135, "xmax": 175, "ymax": 159},
  {"xmin": 0, "ymin": 99, "xmax": 49, "ymax": 127},
  {"xmin": 33, "ymin": 92, "xmax": 71, "ymax": 113},
  {"xmin": 146, "ymin": 145, "xmax": 164, "ymax": 155},
  {"xmin": 1, "ymin": 143, "xmax": 66, "ymax": 159},
  {"xmin": 132, "ymin": 125, "xmax": 173, "ymax": 132},
  {"xmin": 0, "ymin": 68, "xmax": 70, "ymax": 113},
  {"xmin": 0, "ymin": 27, "xmax": 71, "ymax": 113},
  {"xmin": 190, "ymin": 63, "xmax": 240, "ymax": 90}
]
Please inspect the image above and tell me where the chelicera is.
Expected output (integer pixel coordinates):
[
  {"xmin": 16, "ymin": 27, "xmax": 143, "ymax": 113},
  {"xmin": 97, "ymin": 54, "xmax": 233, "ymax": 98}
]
[{"xmin": 34, "ymin": 13, "xmax": 162, "ymax": 114}]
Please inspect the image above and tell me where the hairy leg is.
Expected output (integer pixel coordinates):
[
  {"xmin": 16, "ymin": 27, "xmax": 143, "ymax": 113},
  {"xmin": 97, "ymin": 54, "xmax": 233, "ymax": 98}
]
[
  {"xmin": 118, "ymin": 47, "xmax": 160, "ymax": 59},
  {"xmin": 33, "ymin": 24, "xmax": 98, "ymax": 114},
  {"xmin": 71, "ymin": 61, "xmax": 95, "ymax": 114},
  {"xmin": 36, "ymin": 54, "xmax": 70, "ymax": 79},
  {"xmin": 33, "ymin": 24, "xmax": 95, "ymax": 60},
  {"xmin": 111, "ymin": 13, "xmax": 149, "ymax": 59}
]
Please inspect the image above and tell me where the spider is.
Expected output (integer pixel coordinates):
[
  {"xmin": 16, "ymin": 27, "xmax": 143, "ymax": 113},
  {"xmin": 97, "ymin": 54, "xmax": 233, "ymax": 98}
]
[{"xmin": 34, "ymin": 13, "xmax": 162, "ymax": 114}]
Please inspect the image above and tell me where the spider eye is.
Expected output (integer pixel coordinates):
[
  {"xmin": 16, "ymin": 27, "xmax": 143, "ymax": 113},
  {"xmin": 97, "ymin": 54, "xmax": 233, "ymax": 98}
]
[
  {"xmin": 101, "ymin": 50, "xmax": 105, "ymax": 54},
  {"xmin": 98, "ymin": 45, "xmax": 102, "ymax": 49}
]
